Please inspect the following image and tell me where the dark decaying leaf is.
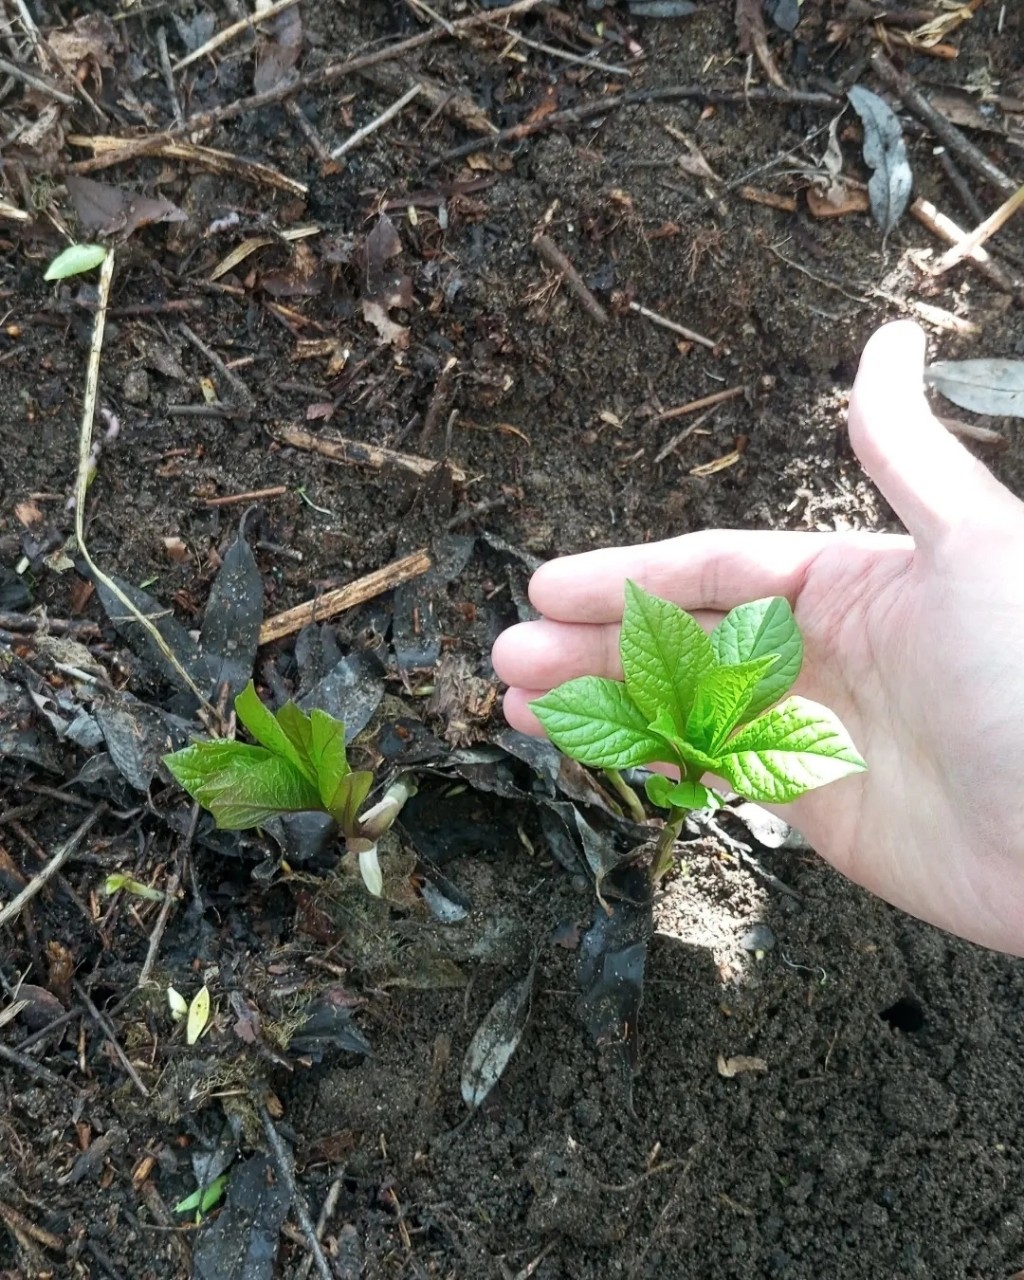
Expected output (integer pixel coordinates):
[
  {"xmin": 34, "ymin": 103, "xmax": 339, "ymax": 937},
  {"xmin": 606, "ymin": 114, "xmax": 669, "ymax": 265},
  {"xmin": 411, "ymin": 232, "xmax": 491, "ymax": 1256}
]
[
  {"xmin": 392, "ymin": 534, "xmax": 474, "ymax": 672},
  {"xmin": 461, "ymin": 968, "xmax": 534, "ymax": 1108},
  {"xmin": 192, "ymin": 1154, "xmax": 290, "ymax": 1280},
  {"xmin": 0, "ymin": 677, "xmax": 62, "ymax": 771},
  {"xmin": 66, "ymin": 175, "xmax": 187, "ymax": 238},
  {"xmin": 298, "ymin": 651, "xmax": 384, "ymax": 743},
  {"xmin": 253, "ymin": 2, "xmax": 302, "ymax": 95},
  {"xmin": 0, "ymin": 567, "xmax": 32, "ymax": 610},
  {"xmin": 924, "ymin": 358, "xmax": 1024, "ymax": 418},
  {"xmin": 94, "ymin": 695, "xmax": 177, "ymax": 791},
  {"xmin": 735, "ymin": 0, "xmax": 786, "ymax": 89},
  {"xmin": 294, "ymin": 624, "xmax": 343, "ymax": 695},
  {"xmin": 578, "ymin": 858, "xmax": 653, "ymax": 1107},
  {"xmin": 847, "ymin": 85, "xmax": 913, "ymax": 235},
  {"xmin": 200, "ymin": 522, "xmax": 263, "ymax": 700},
  {"xmin": 287, "ymin": 987, "xmax": 372, "ymax": 1060},
  {"xmin": 93, "ymin": 572, "xmax": 209, "ymax": 693},
  {"xmin": 479, "ymin": 532, "xmax": 543, "ymax": 622}
]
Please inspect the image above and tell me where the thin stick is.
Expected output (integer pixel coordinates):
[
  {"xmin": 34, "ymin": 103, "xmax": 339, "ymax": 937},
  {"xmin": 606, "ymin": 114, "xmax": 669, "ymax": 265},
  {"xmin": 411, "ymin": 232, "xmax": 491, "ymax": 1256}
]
[
  {"xmin": 274, "ymin": 423, "xmax": 466, "ymax": 482},
  {"xmin": 175, "ymin": 0, "xmax": 546, "ymax": 136},
  {"xmin": 534, "ymin": 235, "xmax": 608, "ymax": 324},
  {"xmin": 869, "ymin": 49, "xmax": 1018, "ymax": 198},
  {"xmin": 650, "ymin": 384, "xmax": 745, "ymax": 424},
  {"xmin": 0, "ymin": 1040, "xmax": 72, "ymax": 1089},
  {"xmin": 258, "ymin": 1102, "xmax": 333, "ymax": 1280},
  {"xmin": 0, "ymin": 55, "xmax": 75, "ymax": 104},
  {"xmin": 932, "ymin": 181, "xmax": 1024, "ymax": 274},
  {"xmin": 331, "ymin": 83, "xmax": 422, "ymax": 160},
  {"xmin": 180, "ymin": 320, "xmax": 253, "ymax": 405},
  {"xmin": 653, "ymin": 407, "xmax": 717, "ymax": 464},
  {"xmin": 156, "ymin": 27, "xmax": 184, "ymax": 129},
  {"xmin": 488, "ymin": 23, "xmax": 632, "ymax": 78},
  {"xmin": 910, "ymin": 197, "xmax": 1024, "ymax": 296},
  {"xmin": 67, "ymin": 135, "xmax": 307, "ymax": 197},
  {"xmin": 70, "ymin": 251, "xmax": 215, "ymax": 711},
  {"xmin": 137, "ymin": 809, "xmax": 197, "ymax": 988},
  {"xmin": 296, "ymin": 1167, "xmax": 347, "ymax": 1280},
  {"xmin": 74, "ymin": 979, "xmax": 150, "ymax": 1098},
  {"xmin": 0, "ymin": 805, "xmax": 105, "ymax": 930},
  {"xmin": 200, "ymin": 485, "xmax": 288, "ymax": 507},
  {"xmin": 629, "ymin": 301, "xmax": 717, "ymax": 350},
  {"xmin": 172, "ymin": 0, "xmax": 302, "ymax": 72},
  {"xmin": 259, "ymin": 550, "xmax": 432, "ymax": 645}
]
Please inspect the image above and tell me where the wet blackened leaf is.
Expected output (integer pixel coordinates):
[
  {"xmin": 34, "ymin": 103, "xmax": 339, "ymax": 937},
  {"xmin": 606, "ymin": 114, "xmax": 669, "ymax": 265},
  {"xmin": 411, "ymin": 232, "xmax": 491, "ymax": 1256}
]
[
  {"xmin": 66, "ymin": 175, "xmax": 187, "ymax": 238},
  {"xmin": 393, "ymin": 534, "xmax": 474, "ymax": 672},
  {"xmin": 94, "ymin": 695, "xmax": 174, "ymax": 791},
  {"xmin": 461, "ymin": 968, "xmax": 534, "ymax": 1108},
  {"xmin": 294, "ymin": 623, "xmax": 342, "ymax": 695},
  {"xmin": 287, "ymin": 987, "xmax": 371, "ymax": 1060},
  {"xmin": 924, "ymin": 358, "xmax": 1024, "ymax": 418},
  {"xmin": 847, "ymin": 85, "xmax": 913, "ymax": 235},
  {"xmin": 253, "ymin": 2, "xmax": 302, "ymax": 94},
  {"xmin": 0, "ymin": 677, "xmax": 62, "ymax": 771},
  {"xmin": 578, "ymin": 858, "xmax": 652, "ymax": 1106},
  {"xmin": 192, "ymin": 1154, "xmax": 290, "ymax": 1280},
  {"xmin": 93, "ymin": 572, "xmax": 209, "ymax": 693},
  {"xmin": 200, "ymin": 523, "xmax": 263, "ymax": 700},
  {"xmin": 299, "ymin": 651, "xmax": 384, "ymax": 743}
]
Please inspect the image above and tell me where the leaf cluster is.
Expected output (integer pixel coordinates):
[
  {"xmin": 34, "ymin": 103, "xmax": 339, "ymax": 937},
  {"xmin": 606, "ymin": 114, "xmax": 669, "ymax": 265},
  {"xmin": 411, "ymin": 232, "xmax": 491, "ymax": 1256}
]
[
  {"xmin": 164, "ymin": 682, "xmax": 371, "ymax": 833},
  {"xmin": 531, "ymin": 584, "xmax": 864, "ymax": 811}
]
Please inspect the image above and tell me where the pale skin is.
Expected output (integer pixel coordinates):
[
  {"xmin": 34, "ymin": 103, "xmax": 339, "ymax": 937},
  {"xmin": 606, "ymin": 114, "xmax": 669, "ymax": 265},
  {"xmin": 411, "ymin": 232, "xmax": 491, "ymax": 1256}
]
[{"xmin": 493, "ymin": 321, "xmax": 1024, "ymax": 957}]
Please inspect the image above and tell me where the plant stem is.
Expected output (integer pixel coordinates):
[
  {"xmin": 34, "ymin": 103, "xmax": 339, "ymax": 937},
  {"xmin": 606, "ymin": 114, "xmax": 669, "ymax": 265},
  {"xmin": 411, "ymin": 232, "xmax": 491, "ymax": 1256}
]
[
  {"xmin": 651, "ymin": 804, "xmax": 687, "ymax": 881},
  {"xmin": 602, "ymin": 768, "xmax": 647, "ymax": 824}
]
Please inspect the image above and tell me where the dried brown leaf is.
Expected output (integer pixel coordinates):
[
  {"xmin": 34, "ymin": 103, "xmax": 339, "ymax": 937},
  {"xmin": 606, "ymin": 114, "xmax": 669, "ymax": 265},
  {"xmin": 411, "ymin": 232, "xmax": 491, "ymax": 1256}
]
[
  {"xmin": 253, "ymin": 3, "xmax": 303, "ymax": 94},
  {"xmin": 735, "ymin": 0, "xmax": 786, "ymax": 89},
  {"xmin": 48, "ymin": 13, "xmax": 117, "ymax": 69},
  {"xmin": 66, "ymin": 176, "xmax": 186, "ymax": 238},
  {"xmin": 362, "ymin": 298, "xmax": 409, "ymax": 348}
]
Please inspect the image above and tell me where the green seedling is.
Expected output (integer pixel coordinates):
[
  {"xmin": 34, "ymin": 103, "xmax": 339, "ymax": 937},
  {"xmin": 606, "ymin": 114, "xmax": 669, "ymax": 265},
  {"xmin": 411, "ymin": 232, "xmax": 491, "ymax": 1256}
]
[
  {"xmin": 104, "ymin": 873, "xmax": 165, "ymax": 901},
  {"xmin": 44, "ymin": 243, "xmax": 107, "ymax": 281},
  {"xmin": 164, "ymin": 682, "xmax": 413, "ymax": 896},
  {"xmin": 531, "ymin": 584, "xmax": 865, "ymax": 877},
  {"xmin": 174, "ymin": 1172, "xmax": 229, "ymax": 1219}
]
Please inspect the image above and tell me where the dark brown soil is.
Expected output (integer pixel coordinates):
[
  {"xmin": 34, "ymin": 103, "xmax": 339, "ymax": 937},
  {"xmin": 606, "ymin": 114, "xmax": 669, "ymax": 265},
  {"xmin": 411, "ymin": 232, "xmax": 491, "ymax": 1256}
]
[{"xmin": 2, "ymin": 2, "xmax": 1024, "ymax": 1278}]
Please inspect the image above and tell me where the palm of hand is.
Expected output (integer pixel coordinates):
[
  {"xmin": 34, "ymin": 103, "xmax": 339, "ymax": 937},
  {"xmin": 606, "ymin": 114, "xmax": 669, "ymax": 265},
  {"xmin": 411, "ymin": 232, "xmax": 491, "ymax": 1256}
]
[{"xmin": 494, "ymin": 322, "xmax": 1024, "ymax": 955}]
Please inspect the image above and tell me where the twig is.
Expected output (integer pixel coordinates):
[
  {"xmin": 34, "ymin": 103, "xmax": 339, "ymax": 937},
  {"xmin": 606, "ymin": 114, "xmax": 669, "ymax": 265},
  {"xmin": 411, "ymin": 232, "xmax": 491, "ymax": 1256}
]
[
  {"xmin": 487, "ymin": 22, "xmax": 632, "ymax": 78},
  {"xmin": 330, "ymin": 83, "xmax": 422, "ymax": 160},
  {"xmin": 74, "ymin": 978, "xmax": 150, "ymax": 1098},
  {"xmin": 172, "ymin": 0, "xmax": 302, "ymax": 72},
  {"xmin": 0, "ymin": 612, "xmax": 100, "ymax": 636},
  {"xmin": 179, "ymin": 320, "xmax": 253, "ymax": 406},
  {"xmin": 629, "ymin": 301, "xmax": 717, "ymax": 350},
  {"xmin": 286, "ymin": 100, "xmax": 332, "ymax": 163},
  {"xmin": 137, "ymin": 810, "xmax": 197, "ymax": 988},
  {"xmin": 936, "ymin": 148, "xmax": 986, "ymax": 223},
  {"xmin": 155, "ymin": 27, "xmax": 184, "ymax": 129},
  {"xmin": 910, "ymin": 197, "xmax": 1024, "ymax": 296},
  {"xmin": 420, "ymin": 357, "xmax": 459, "ymax": 443},
  {"xmin": 650, "ymin": 384, "xmax": 746, "ymax": 424},
  {"xmin": 69, "ymin": 250, "xmax": 215, "ymax": 711},
  {"xmin": 869, "ymin": 49, "xmax": 1018, "ymax": 198},
  {"xmin": 0, "ymin": 1202, "xmax": 63, "ymax": 1254},
  {"xmin": 534, "ymin": 235, "xmax": 608, "ymax": 324},
  {"xmin": 173, "ymin": 0, "xmax": 546, "ymax": 135},
  {"xmin": 258, "ymin": 1102, "xmax": 333, "ymax": 1280},
  {"xmin": 273, "ymin": 423, "xmax": 466, "ymax": 482},
  {"xmin": 0, "ymin": 1040, "xmax": 73, "ymax": 1089},
  {"xmin": 200, "ymin": 485, "xmax": 288, "ymax": 507},
  {"xmin": 435, "ymin": 84, "xmax": 838, "ymax": 164},
  {"xmin": 259, "ymin": 550, "xmax": 432, "ymax": 645},
  {"xmin": 0, "ymin": 55, "xmax": 75, "ymax": 104},
  {"xmin": 932, "ymin": 181, "xmax": 1024, "ymax": 274},
  {"xmin": 0, "ymin": 805, "xmax": 105, "ymax": 930},
  {"xmin": 653, "ymin": 407, "xmax": 717, "ymax": 465},
  {"xmin": 296, "ymin": 1167, "xmax": 347, "ymax": 1280}
]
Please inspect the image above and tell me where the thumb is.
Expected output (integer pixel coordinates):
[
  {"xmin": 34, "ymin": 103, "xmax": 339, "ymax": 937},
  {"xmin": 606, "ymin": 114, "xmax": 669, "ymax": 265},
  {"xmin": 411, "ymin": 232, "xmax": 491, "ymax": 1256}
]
[{"xmin": 847, "ymin": 320, "xmax": 1010, "ymax": 544}]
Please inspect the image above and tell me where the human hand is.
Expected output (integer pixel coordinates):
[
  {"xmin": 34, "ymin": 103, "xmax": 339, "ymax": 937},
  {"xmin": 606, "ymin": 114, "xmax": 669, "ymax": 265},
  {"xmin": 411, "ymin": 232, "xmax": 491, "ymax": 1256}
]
[{"xmin": 493, "ymin": 321, "xmax": 1024, "ymax": 955}]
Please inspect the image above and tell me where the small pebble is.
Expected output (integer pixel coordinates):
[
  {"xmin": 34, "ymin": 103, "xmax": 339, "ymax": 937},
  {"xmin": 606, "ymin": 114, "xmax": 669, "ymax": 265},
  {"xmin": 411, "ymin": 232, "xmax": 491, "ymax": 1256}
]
[
  {"xmin": 740, "ymin": 923, "xmax": 776, "ymax": 953},
  {"xmin": 122, "ymin": 368, "xmax": 150, "ymax": 404}
]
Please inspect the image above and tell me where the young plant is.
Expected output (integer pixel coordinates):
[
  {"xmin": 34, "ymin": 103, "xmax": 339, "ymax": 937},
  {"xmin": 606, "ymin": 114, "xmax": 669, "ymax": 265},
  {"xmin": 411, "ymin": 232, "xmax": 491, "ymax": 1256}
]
[
  {"xmin": 530, "ymin": 584, "xmax": 865, "ymax": 877},
  {"xmin": 164, "ymin": 682, "xmax": 411, "ymax": 895}
]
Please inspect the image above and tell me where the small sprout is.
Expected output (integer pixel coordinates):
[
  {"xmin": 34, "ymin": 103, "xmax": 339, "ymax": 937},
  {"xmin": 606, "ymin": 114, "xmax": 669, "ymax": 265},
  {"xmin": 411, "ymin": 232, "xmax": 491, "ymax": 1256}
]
[
  {"xmin": 164, "ymin": 682, "xmax": 412, "ymax": 895},
  {"xmin": 167, "ymin": 987, "xmax": 188, "ymax": 1021},
  {"xmin": 186, "ymin": 984, "xmax": 211, "ymax": 1046},
  {"xmin": 44, "ymin": 243, "xmax": 107, "ymax": 281},
  {"xmin": 174, "ymin": 1172, "xmax": 229, "ymax": 1217},
  {"xmin": 105, "ymin": 873, "xmax": 165, "ymax": 901},
  {"xmin": 531, "ymin": 584, "xmax": 865, "ymax": 878}
]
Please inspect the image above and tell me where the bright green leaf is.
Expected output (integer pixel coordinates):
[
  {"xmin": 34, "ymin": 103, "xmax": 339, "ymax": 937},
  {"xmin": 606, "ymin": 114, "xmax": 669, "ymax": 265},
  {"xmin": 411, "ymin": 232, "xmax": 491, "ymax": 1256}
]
[
  {"xmin": 531, "ymin": 676, "xmax": 667, "ymax": 769},
  {"xmin": 309, "ymin": 708, "xmax": 350, "ymax": 809},
  {"xmin": 165, "ymin": 740, "xmax": 322, "ymax": 828},
  {"xmin": 647, "ymin": 707, "xmax": 719, "ymax": 776},
  {"xmin": 174, "ymin": 1173, "xmax": 228, "ymax": 1215},
  {"xmin": 104, "ymin": 873, "xmax": 165, "ymax": 901},
  {"xmin": 329, "ymin": 769, "xmax": 374, "ymax": 834},
  {"xmin": 274, "ymin": 701, "xmax": 316, "ymax": 777},
  {"xmin": 711, "ymin": 596, "xmax": 803, "ymax": 720},
  {"xmin": 645, "ymin": 773, "xmax": 724, "ymax": 812},
  {"xmin": 713, "ymin": 696, "xmax": 866, "ymax": 804},
  {"xmin": 235, "ymin": 682, "xmax": 315, "ymax": 783},
  {"xmin": 684, "ymin": 656, "xmax": 778, "ymax": 755},
  {"xmin": 44, "ymin": 243, "xmax": 107, "ymax": 281},
  {"xmin": 619, "ymin": 581, "xmax": 716, "ymax": 730}
]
